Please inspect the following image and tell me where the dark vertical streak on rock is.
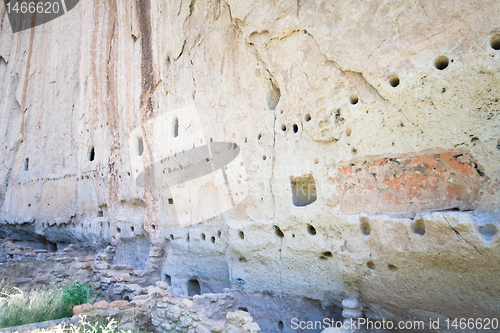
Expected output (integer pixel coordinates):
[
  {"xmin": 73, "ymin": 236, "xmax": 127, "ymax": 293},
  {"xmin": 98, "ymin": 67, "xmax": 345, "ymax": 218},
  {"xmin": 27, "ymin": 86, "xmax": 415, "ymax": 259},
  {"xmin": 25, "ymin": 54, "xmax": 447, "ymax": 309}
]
[
  {"xmin": 0, "ymin": 1, "xmax": 7, "ymax": 31},
  {"xmin": 20, "ymin": 26, "xmax": 36, "ymax": 139},
  {"xmin": 137, "ymin": 0, "xmax": 155, "ymax": 120},
  {"xmin": 106, "ymin": 0, "xmax": 120, "ymax": 215},
  {"xmin": 136, "ymin": 0, "xmax": 161, "ymax": 234}
]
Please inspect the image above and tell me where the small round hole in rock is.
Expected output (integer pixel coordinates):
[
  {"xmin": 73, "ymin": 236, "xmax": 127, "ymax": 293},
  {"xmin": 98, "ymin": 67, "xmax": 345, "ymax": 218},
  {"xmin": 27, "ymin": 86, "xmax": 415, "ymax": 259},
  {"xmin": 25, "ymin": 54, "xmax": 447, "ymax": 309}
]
[
  {"xmin": 117, "ymin": 227, "xmax": 121, "ymax": 233},
  {"xmin": 490, "ymin": 33, "xmax": 500, "ymax": 50},
  {"xmin": 263, "ymin": 155, "xmax": 267, "ymax": 160},
  {"xmin": 239, "ymin": 257, "xmax": 247, "ymax": 262},
  {"xmin": 305, "ymin": 113, "xmax": 311, "ymax": 122},
  {"xmin": 281, "ymin": 124, "xmax": 287, "ymax": 131},
  {"xmin": 173, "ymin": 117, "xmax": 179, "ymax": 138},
  {"xmin": 217, "ymin": 230, "xmax": 221, "ymax": 238},
  {"xmin": 412, "ymin": 219, "xmax": 425, "ymax": 236},
  {"xmin": 346, "ymin": 128, "xmax": 352, "ymax": 137},
  {"xmin": 201, "ymin": 233, "xmax": 206, "ymax": 241},
  {"xmin": 239, "ymin": 231, "xmax": 244, "ymax": 239},
  {"xmin": 131, "ymin": 226, "xmax": 134, "ymax": 232},
  {"xmin": 211, "ymin": 236, "xmax": 216, "ymax": 243},
  {"xmin": 360, "ymin": 217, "xmax": 371, "ymax": 236},
  {"xmin": 388, "ymin": 74, "xmax": 400, "ymax": 87},
  {"xmin": 275, "ymin": 226, "xmax": 284, "ymax": 238},
  {"xmin": 89, "ymin": 147, "xmax": 95, "ymax": 162},
  {"xmin": 170, "ymin": 234, "xmax": 174, "ymax": 240},
  {"xmin": 307, "ymin": 224, "xmax": 316, "ymax": 235},
  {"xmin": 367, "ymin": 261, "xmax": 375, "ymax": 270},
  {"xmin": 137, "ymin": 137, "xmax": 144, "ymax": 156},
  {"xmin": 475, "ymin": 224, "xmax": 498, "ymax": 242},
  {"xmin": 293, "ymin": 124, "xmax": 298, "ymax": 133},
  {"xmin": 152, "ymin": 225, "xmax": 156, "ymax": 230},
  {"xmin": 350, "ymin": 94, "xmax": 359, "ymax": 105},
  {"xmin": 278, "ymin": 321, "xmax": 284, "ymax": 330},
  {"xmin": 322, "ymin": 251, "xmax": 333, "ymax": 257},
  {"xmin": 388, "ymin": 264, "xmax": 398, "ymax": 271},
  {"xmin": 434, "ymin": 55, "xmax": 449, "ymax": 70}
]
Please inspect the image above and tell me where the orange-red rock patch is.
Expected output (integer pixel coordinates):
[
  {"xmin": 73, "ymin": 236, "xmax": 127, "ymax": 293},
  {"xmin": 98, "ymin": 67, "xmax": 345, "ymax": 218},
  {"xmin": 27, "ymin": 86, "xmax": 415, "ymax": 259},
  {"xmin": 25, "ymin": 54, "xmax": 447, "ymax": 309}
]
[{"xmin": 336, "ymin": 151, "xmax": 487, "ymax": 214}]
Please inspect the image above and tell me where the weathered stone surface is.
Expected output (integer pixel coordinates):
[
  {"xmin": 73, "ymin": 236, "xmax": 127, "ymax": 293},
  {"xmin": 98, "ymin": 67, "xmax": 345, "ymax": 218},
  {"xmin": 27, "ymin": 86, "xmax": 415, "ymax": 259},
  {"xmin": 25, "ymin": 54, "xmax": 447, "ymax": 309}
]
[
  {"xmin": 98, "ymin": 254, "xmax": 110, "ymax": 262},
  {"xmin": 242, "ymin": 322, "xmax": 260, "ymax": 333},
  {"xmin": 132, "ymin": 270, "xmax": 146, "ymax": 278},
  {"xmin": 161, "ymin": 322, "xmax": 176, "ymax": 331},
  {"xmin": 63, "ymin": 244, "xmax": 80, "ymax": 252},
  {"xmin": 336, "ymin": 151, "xmax": 488, "ymax": 213},
  {"xmin": 155, "ymin": 280, "xmax": 169, "ymax": 290},
  {"xmin": 148, "ymin": 286, "xmax": 170, "ymax": 298},
  {"xmin": 113, "ymin": 285, "xmax": 126, "ymax": 295},
  {"xmin": 150, "ymin": 316, "xmax": 161, "ymax": 327},
  {"xmin": 179, "ymin": 316, "xmax": 193, "ymax": 328},
  {"xmin": 95, "ymin": 307, "xmax": 120, "ymax": 317},
  {"xmin": 95, "ymin": 263, "xmax": 110, "ymax": 270},
  {"xmin": 112, "ymin": 264, "xmax": 133, "ymax": 271},
  {"xmin": 195, "ymin": 325, "xmax": 211, "ymax": 333},
  {"xmin": 73, "ymin": 303, "xmax": 93, "ymax": 315},
  {"xmin": 93, "ymin": 300, "xmax": 110, "ymax": 309},
  {"xmin": 100, "ymin": 277, "xmax": 112, "ymax": 284},
  {"xmin": 110, "ymin": 300, "xmax": 129, "ymax": 310},
  {"xmin": 179, "ymin": 298, "xmax": 193, "ymax": 309},
  {"xmin": 76, "ymin": 261, "xmax": 92, "ymax": 270},
  {"xmin": 165, "ymin": 306, "xmax": 182, "ymax": 321},
  {"xmin": 114, "ymin": 273, "xmax": 131, "ymax": 282},
  {"xmin": 226, "ymin": 311, "xmax": 253, "ymax": 326},
  {"xmin": 125, "ymin": 284, "xmax": 143, "ymax": 293},
  {"xmin": 0, "ymin": 0, "xmax": 499, "ymax": 330}
]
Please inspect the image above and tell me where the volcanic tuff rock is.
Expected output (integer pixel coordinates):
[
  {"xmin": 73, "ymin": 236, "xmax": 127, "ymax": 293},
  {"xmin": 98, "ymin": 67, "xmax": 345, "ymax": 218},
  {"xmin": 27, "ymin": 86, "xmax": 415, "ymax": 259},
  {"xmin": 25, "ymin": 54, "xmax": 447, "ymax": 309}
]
[{"xmin": 1, "ymin": 0, "xmax": 500, "ymax": 331}]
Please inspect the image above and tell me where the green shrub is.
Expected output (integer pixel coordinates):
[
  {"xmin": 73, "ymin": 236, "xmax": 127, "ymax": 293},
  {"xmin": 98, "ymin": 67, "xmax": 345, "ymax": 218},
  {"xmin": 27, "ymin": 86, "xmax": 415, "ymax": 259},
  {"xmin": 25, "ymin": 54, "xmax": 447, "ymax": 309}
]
[
  {"xmin": 57, "ymin": 283, "xmax": 95, "ymax": 318},
  {"xmin": 0, "ymin": 281, "xmax": 95, "ymax": 329}
]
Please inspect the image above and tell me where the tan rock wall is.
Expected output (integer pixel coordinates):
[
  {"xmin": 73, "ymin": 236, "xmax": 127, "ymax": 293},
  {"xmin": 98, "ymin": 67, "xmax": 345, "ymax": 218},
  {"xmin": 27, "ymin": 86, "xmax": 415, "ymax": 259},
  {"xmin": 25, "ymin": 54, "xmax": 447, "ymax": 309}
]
[{"xmin": 0, "ymin": 0, "xmax": 499, "ymax": 329}]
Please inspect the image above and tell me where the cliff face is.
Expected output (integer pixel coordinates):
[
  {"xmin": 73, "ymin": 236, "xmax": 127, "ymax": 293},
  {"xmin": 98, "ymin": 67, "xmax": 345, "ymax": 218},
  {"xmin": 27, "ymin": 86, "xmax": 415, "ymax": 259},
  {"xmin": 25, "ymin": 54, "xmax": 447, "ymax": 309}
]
[{"xmin": 1, "ymin": 0, "xmax": 500, "ymax": 327}]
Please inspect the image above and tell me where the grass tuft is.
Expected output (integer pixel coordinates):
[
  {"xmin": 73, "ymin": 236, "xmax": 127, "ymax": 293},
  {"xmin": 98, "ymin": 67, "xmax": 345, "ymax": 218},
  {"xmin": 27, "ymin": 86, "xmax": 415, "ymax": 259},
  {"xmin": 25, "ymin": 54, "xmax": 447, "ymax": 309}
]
[{"xmin": 0, "ymin": 280, "xmax": 95, "ymax": 329}]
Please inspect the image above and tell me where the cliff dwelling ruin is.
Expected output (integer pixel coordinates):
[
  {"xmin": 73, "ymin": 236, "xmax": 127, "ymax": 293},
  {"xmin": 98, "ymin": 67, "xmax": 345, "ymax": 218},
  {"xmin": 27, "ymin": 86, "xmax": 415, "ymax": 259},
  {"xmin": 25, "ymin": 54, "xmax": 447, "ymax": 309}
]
[{"xmin": 0, "ymin": 0, "xmax": 499, "ymax": 332}]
